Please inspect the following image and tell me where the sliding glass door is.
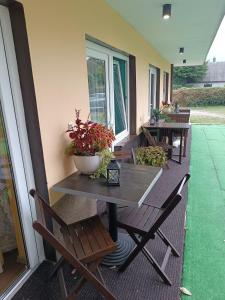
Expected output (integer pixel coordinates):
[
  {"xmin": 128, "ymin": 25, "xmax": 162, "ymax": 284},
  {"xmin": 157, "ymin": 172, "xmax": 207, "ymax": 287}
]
[
  {"xmin": 0, "ymin": 104, "xmax": 28, "ymax": 295},
  {"xmin": 0, "ymin": 5, "xmax": 42, "ymax": 299}
]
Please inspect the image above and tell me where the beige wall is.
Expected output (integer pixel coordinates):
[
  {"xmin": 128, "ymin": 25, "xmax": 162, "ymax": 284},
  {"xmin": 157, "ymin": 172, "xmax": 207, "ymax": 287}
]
[{"xmin": 19, "ymin": 0, "xmax": 171, "ymax": 197}]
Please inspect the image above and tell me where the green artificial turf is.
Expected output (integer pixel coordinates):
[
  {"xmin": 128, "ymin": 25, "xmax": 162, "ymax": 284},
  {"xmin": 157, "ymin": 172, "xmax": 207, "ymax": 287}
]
[{"xmin": 182, "ymin": 125, "xmax": 225, "ymax": 300}]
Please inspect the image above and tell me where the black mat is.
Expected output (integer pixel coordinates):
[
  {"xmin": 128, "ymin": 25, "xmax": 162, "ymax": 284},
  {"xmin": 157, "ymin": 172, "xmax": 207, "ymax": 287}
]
[{"xmin": 13, "ymin": 135, "xmax": 190, "ymax": 300}]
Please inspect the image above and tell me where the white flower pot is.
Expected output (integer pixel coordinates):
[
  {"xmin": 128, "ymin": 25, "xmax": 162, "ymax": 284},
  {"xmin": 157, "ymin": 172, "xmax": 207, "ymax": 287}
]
[{"xmin": 74, "ymin": 155, "xmax": 102, "ymax": 174}]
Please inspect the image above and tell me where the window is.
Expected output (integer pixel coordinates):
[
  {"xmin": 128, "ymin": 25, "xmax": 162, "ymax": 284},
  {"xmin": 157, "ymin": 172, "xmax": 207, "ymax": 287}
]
[
  {"xmin": 86, "ymin": 42, "xmax": 129, "ymax": 143},
  {"xmin": 204, "ymin": 83, "xmax": 212, "ymax": 87}
]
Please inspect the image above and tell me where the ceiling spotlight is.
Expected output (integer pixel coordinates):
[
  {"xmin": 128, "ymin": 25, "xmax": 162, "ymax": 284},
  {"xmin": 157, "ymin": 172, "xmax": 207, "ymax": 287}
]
[
  {"xmin": 179, "ymin": 47, "xmax": 184, "ymax": 54},
  {"xmin": 183, "ymin": 59, "xmax": 187, "ymax": 64},
  {"xmin": 162, "ymin": 4, "xmax": 171, "ymax": 19}
]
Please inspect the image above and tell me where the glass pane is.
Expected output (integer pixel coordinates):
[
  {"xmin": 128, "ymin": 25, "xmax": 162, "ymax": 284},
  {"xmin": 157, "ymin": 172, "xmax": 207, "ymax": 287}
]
[
  {"xmin": 163, "ymin": 72, "xmax": 166, "ymax": 102},
  {"xmin": 114, "ymin": 58, "xmax": 127, "ymax": 109},
  {"xmin": 87, "ymin": 56, "xmax": 107, "ymax": 125},
  {"xmin": 0, "ymin": 105, "xmax": 27, "ymax": 294},
  {"xmin": 150, "ymin": 73, "xmax": 156, "ymax": 109},
  {"xmin": 113, "ymin": 59, "xmax": 127, "ymax": 135}
]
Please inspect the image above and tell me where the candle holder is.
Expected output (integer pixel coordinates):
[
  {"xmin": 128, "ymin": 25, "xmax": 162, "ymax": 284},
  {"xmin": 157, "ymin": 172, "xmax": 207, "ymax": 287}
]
[{"xmin": 106, "ymin": 159, "xmax": 120, "ymax": 186}]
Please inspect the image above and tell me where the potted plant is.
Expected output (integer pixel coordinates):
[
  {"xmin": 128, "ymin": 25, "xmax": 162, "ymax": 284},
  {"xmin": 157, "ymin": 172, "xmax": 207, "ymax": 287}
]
[
  {"xmin": 135, "ymin": 146, "xmax": 167, "ymax": 167},
  {"xmin": 66, "ymin": 110, "xmax": 115, "ymax": 174},
  {"xmin": 152, "ymin": 107, "xmax": 172, "ymax": 123},
  {"xmin": 152, "ymin": 108, "xmax": 162, "ymax": 123}
]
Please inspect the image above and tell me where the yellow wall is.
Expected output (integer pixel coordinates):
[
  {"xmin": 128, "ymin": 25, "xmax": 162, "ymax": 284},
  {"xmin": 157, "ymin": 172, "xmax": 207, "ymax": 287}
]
[{"xmin": 19, "ymin": 0, "xmax": 171, "ymax": 196}]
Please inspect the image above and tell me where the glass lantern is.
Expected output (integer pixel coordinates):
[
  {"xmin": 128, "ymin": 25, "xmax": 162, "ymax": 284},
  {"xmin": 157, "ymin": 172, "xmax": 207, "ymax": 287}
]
[{"xmin": 107, "ymin": 159, "xmax": 120, "ymax": 186}]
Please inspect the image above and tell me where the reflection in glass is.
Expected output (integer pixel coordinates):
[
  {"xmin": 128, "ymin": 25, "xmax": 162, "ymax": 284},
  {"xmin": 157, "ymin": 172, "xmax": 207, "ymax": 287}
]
[
  {"xmin": 0, "ymin": 105, "xmax": 27, "ymax": 295},
  {"xmin": 87, "ymin": 56, "xmax": 107, "ymax": 125},
  {"xmin": 113, "ymin": 59, "xmax": 127, "ymax": 135}
]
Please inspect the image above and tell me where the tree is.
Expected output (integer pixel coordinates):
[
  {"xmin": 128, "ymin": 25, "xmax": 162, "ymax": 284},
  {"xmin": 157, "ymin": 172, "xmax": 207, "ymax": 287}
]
[{"xmin": 173, "ymin": 63, "xmax": 208, "ymax": 86}]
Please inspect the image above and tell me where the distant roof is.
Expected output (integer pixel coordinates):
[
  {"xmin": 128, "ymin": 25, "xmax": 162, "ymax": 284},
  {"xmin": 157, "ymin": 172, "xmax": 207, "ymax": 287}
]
[{"xmin": 202, "ymin": 62, "xmax": 225, "ymax": 83}]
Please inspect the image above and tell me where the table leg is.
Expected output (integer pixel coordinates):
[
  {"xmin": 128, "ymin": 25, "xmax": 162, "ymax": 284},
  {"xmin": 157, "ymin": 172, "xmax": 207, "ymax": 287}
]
[
  {"xmin": 108, "ymin": 202, "xmax": 118, "ymax": 242},
  {"xmin": 102, "ymin": 202, "xmax": 134, "ymax": 267},
  {"xmin": 183, "ymin": 130, "xmax": 188, "ymax": 157},
  {"xmin": 179, "ymin": 130, "xmax": 183, "ymax": 164},
  {"xmin": 168, "ymin": 130, "xmax": 173, "ymax": 159}
]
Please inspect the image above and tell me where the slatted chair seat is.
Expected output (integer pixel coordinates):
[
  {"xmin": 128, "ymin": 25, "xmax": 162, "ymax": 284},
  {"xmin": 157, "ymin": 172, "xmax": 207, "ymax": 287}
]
[
  {"xmin": 61, "ymin": 215, "xmax": 116, "ymax": 264},
  {"xmin": 116, "ymin": 174, "xmax": 190, "ymax": 286},
  {"xmin": 157, "ymin": 141, "xmax": 173, "ymax": 151},
  {"xmin": 30, "ymin": 190, "xmax": 117, "ymax": 300},
  {"xmin": 117, "ymin": 204, "xmax": 161, "ymax": 236}
]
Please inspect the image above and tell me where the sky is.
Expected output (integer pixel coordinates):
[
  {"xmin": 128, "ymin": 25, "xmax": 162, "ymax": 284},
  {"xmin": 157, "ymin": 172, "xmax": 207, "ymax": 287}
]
[{"xmin": 207, "ymin": 16, "xmax": 225, "ymax": 62}]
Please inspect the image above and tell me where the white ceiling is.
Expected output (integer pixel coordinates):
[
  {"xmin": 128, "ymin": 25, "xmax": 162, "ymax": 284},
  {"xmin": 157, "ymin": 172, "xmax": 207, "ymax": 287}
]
[{"xmin": 106, "ymin": 0, "xmax": 225, "ymax": 66}]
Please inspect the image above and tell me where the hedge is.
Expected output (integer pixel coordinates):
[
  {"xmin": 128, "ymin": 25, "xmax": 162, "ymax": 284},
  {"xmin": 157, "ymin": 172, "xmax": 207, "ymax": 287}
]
[{"xmin": 173, "ymin": 87, "xmax": 225, "ymax": 107}]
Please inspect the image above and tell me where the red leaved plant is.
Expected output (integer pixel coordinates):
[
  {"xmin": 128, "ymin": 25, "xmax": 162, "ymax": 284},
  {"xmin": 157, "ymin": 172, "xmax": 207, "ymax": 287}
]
[{"xmin": 66, "ymin": 110, "xmax": 115, "ymax": 156}]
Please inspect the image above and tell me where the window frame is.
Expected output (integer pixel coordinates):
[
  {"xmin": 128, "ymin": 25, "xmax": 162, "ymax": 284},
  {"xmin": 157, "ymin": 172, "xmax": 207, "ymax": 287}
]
[{"xmin": 86, "ymin": 41, "xmax": 130, "ymax": 144}]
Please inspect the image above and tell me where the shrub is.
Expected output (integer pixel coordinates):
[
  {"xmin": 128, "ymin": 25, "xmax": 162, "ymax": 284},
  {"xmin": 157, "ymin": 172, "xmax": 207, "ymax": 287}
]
[
  {"xmin": 135, "ymin": 146, "xmax": 167, "ymax": 167},
  {"xmin": 173, "ymin": 87, "xmax": 225, "ymax": 107}
]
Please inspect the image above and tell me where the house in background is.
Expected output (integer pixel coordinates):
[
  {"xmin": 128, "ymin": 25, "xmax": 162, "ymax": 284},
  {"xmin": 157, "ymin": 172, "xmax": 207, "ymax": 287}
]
[
  {"xmin": 194, "ymin": 61, "xmax": 225, "ymax": 87},
  {"xmin": 0, "ymin": 0, "xmax": 224, "ymax": 299}
]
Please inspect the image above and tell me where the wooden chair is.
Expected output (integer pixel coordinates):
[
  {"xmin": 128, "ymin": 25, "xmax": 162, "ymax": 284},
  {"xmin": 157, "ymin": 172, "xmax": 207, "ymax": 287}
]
[
  {"xmin": 116, "ymin": 174, "xmax": 190, "ymax": 285},
  {"xmin": 30, "ymin": 190, "xmax": 117, "ymax": 300},
  {"xmin": 141, "ymin": 127, "xmax": 173, "ymax": 152},
  {"xmin": 166, "ymin": 113, "xmax": 190, "ymax": 124}
]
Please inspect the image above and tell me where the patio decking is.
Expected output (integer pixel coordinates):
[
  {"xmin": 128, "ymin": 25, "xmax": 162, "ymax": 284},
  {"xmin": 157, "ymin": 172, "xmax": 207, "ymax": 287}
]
[{"xmin": 13, "ymin": 138, "xmax": 190, "ymax": 300}]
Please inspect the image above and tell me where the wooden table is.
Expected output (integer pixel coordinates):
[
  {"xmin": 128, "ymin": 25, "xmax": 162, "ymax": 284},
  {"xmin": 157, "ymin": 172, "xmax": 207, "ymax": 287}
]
[
  {"xmin": 143, "ymin": 121, "xmax": 191, "ymax": 163},
  {"xmin": 53, "ymin": 163, "xmax": 162, "ymax": 266}
]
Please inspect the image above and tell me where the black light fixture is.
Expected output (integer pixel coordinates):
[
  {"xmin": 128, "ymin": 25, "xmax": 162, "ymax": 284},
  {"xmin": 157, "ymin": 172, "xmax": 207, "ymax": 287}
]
[
  {"xmin": 183, "ymin": 59, "xmax": 187, "ymax": 64},
  {"xmin": 162, "ymin": 4, "xmax": 171, "ymax": 19},
  {"xmin": 179, "ymin": 47, "xmax": 184, "ymax": 54},
  {"xmin": 106, "ymin": 159, "xmax": 120, "ymax": 186}
]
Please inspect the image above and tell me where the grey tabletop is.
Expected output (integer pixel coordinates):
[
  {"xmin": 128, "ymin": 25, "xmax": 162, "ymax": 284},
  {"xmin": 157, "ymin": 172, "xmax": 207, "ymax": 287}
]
[
  {"xmin": 52, "ymin": 163, "xmax": 162, "ymax": 207},
  {"xmin": 143, "ymin": 121, "xmax": 191, "ymax": 129}
]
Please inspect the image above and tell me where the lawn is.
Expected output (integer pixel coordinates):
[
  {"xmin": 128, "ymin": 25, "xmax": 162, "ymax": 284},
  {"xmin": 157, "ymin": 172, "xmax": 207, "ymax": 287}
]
[{"xmin": 190, "ymin": 106, "xmax": 225, "ymax": 124}]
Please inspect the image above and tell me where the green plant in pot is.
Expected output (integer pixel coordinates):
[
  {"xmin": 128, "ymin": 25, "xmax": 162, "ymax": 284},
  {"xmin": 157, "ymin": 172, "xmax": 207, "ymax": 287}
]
[
  {"xmin": 66, "ymin": 110, "xmax": 115, "ymax": 175},
  {"xmin": 90, "ymin": 149, "xmax": 114, "ymax": 179},
  {"xmin": 152, "ymin": 108, "xmax": 161, "ymax": 123},
  {"xmin": 135, "ymin": 146, "xmax": 167, "ymax": 167},
  {"xmin": 152, "ymin": 108, "xmax": 173, "ymax": 123}
]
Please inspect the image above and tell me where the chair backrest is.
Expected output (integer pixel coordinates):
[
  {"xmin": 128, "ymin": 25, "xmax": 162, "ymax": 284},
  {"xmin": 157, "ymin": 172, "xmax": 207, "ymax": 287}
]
[
  {"xmin": 167, "ymin": 113, "xmax": 190, "ymax": 123},
  {"xmin": 147, "ymin": 174, "xmax": 190, "ymax": 239},
  {"xmin": 30, "ymin": 190, "xmax": 116, "ymax": 300},
  {"xmin": 142, "ymin": 127, "xmax": 157, "ymax": 147},
  {"xmin": 30, "ymin": 189, "xmax": 67, "ymax": 230}
]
